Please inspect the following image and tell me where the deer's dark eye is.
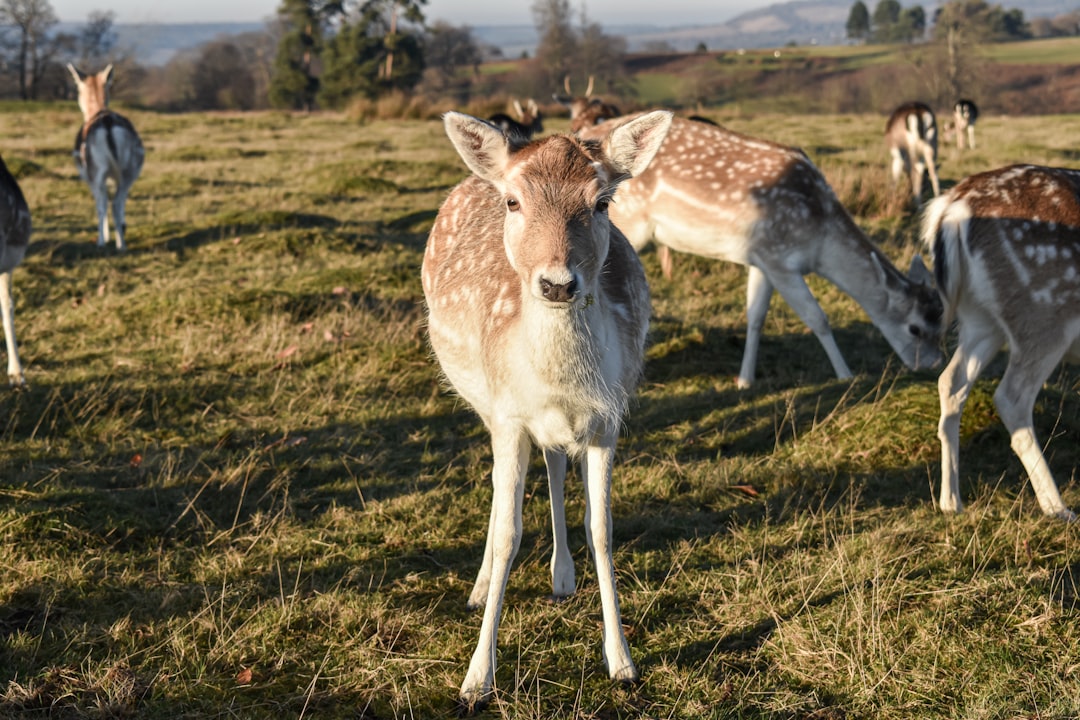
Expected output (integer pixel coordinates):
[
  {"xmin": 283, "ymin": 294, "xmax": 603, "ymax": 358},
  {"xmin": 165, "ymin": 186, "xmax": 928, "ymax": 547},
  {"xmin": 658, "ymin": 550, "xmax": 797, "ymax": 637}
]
[
  {"xmin": 596, "ymin": 198, "xmax": 610, "ymax": 213},
  {"xmin": 908, "ymin": 324, "xmax": 922, "ymax": 338},
  {"xmin": 506, "ymin": 197, "xmax": 520, "ymax": 212}
]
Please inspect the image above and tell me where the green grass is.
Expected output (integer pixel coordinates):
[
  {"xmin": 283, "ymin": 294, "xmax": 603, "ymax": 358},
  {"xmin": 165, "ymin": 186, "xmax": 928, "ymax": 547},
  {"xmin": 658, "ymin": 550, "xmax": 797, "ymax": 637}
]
[{"xmin": 2, "ymin": 105, "xmax": 1079, "ymax": 719}]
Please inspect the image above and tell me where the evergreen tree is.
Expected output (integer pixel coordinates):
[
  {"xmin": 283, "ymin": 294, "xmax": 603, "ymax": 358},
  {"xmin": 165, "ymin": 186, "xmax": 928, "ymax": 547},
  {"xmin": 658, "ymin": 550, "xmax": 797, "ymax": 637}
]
[
  {"xmin": 847, "ymin": 1, "xmax": 870, "ymax": 41},
  {"xmin": 269, "ymin": 0, "xmax": 329, "ymax": 111},
  {"xmin": 872, "ymin": 0, "xmax": 902, "ymax": 42}
]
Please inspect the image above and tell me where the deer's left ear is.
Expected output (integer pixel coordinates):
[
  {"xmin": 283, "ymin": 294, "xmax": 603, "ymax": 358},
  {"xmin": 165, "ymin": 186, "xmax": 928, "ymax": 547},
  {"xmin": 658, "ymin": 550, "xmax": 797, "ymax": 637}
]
[
  {"xmin": 603, "ymin": 110, "xmax": 673, "ymax": 178},
  {"xmin": 909, "ymin": 254, "xmax": 932, "ymax": 286},
  {"xmin": 443, "ymin": 112, "xmax": 510, "ymax": 186},
  {"xmin": 67, "ymin": 63, "xmax": 85, "ymax": 85},
  {"xmin": 101, "ymin": 64, "xmax": 114, "ymax": 86}
]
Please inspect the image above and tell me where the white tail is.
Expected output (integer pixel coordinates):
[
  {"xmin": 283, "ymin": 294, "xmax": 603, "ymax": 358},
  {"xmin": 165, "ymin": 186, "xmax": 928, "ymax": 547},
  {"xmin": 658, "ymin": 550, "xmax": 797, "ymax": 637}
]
[
  {"xmin": 886, "ymin": 101, "xmax": 940, "ymax": 202},
  {"xmin": 923, "ymin": 164, "xmax": 1080, "ymax": 520},
  {"xmin": 0, "ymin": 154, "xmax": 31, "ymax": 386},
  {"xmin": 68, "ymin": 64, "xmax": 145, "ymax": 251},
  {"xmin": 422, "ymin": 110, "xmax": 672, "ymax": 709},
  {"xmin": 571, "ymin": 112, "xmax": 944, "ymax": 389},
  {"xmin": 953, "ymin": 98, "xmax": 978, "ymax": 150}
]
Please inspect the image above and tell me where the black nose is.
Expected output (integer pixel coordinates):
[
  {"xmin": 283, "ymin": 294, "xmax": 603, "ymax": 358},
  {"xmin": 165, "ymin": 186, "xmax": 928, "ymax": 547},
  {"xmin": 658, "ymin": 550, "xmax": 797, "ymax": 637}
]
[{"xmin": 540, "ymin": 277, "xmax": 578, "ymax": 303}]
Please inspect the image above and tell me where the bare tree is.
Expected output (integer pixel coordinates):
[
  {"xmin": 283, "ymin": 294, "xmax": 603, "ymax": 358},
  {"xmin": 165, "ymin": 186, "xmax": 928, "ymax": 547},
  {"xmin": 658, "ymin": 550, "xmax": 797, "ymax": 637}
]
[{"xmin": 0, "ymin": 0, "xmax": 61, "ymax": 99}]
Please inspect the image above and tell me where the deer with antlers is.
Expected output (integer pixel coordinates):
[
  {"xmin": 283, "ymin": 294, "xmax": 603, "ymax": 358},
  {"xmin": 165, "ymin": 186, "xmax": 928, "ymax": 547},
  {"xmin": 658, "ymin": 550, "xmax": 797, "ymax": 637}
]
[
  {"xmin": 68, "ymin": 64, "xmax": 145, "ymax": 251},
  {"xmin": 886, "ymin": 101, "xmax": 941, "ymax": 202},
  {"xmin": 561, "ymin": 101, "xmax": 944, "ymax": 388},
  {"xmin": 487, "ymin": 98, "xmax": 544, "ymax": 141},
  {"xmin": 923, "ymin": 164, "xmax": 1080, "ymax": 520},
  {"xmin": 0, "ymin": 154, "xmax": 31, "ymax": 387},
  {"xmin": 422, "ymin": 110, "xmax": 672, "ymax": 709}
]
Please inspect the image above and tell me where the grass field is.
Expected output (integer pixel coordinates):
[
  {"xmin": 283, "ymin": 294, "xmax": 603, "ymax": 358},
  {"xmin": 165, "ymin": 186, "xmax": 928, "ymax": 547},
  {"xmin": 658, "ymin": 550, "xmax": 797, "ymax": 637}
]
[{"xmin": 1, "ymin": 104, "xmax": 1079, "ymax": 719}]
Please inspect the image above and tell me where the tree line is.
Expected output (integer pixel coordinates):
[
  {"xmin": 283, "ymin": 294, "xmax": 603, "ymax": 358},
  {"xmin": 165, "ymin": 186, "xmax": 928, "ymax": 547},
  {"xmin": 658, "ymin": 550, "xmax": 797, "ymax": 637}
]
[{"xmin": 0, "ymin": 0, "xmax": 1076, "ymax": 113}]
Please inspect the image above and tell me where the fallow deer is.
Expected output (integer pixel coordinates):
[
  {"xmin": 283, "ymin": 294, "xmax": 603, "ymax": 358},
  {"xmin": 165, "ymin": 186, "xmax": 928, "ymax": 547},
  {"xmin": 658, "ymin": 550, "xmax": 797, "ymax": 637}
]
[
  {"xmin": 886, "ymin": 101, "xmax": 941, "ymax": 202},
  {"xmin": 68, "ymin": 64, "xmax": 145, "ymax": 251},
  {"xmin": 487, "ymin": 98, "xmax": 544, "ymax": 141},
  {"xmin": 566, "ymin": 110, "xmax": 944, "ymax": 389},
  {"xmin": 553, "ymin": 75, "xmax": 621, "ymax": 133},
  {"xmin": 953, "ymin": 98, "xmax": 979, "ymax": 150},
  {"xmin": 0, "ymin": 154, "xmax": 31, "ymax": 386},
  {"xmin": 922, "ymin": 164, "xmax": 1080, "ymax": 520},
  {"xmin": 422, "ymin": 110, "xmax": 672, "ymax": 709}
]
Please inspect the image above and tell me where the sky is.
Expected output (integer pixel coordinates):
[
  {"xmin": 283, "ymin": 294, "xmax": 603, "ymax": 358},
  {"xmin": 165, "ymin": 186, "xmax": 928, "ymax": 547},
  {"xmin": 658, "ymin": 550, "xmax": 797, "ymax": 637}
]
[{"xmin": 50, "ymin": 0, "xmax": 766, "ymax": 27}]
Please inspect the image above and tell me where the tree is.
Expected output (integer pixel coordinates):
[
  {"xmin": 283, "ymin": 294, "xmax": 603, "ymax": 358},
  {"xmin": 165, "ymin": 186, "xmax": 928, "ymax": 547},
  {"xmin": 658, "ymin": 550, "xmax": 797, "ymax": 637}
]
[
  {"xmin": 846, "ymin": 1, "xmax": 870, "ymax": 41},
  {"xmin": 77, "ymin": 9, "xmax": 116, "ymax": 66},
  {"xmin": 532, "ymin": 0, "xmax": 577, "ymax": 91},
  {"xmin": 318, "ymin": 8, "xmax": 423, "ymax": 107},
  {"xmin": 192, "ymin": 40, "xmax": 257, "ymax": 109},
  {"xmin": 357, "ymin": 0, "xmax": 426, "ymax": 84},
  {"xmin": 0, "ymin": 0, "xmax": 61, "ymax": 99},
  {"xmin": 897, "ymin": 5, "xmax": 926, "ymax": 42},
  {"xmin": 421, "ymin": 21, "xmax": 481, "ymax": 98},
  {"xmin": 871, "ymin": 0, "xmax": 902, "ymax": 42},
  {"xmin": 269, "ymin": 0, "xmax": 331, "ymax": 110}
]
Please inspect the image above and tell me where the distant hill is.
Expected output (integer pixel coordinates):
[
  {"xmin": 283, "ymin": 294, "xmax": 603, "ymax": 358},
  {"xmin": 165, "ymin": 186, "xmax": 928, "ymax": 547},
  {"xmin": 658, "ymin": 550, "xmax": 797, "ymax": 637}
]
[{"xmin": 58, "ymin": 21, "xmax": 265, "ymax": 66}]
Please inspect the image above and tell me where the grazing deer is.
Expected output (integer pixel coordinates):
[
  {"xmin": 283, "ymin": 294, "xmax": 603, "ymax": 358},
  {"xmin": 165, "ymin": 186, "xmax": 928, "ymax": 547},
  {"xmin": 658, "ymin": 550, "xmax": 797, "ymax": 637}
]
[
  {"xmin": 922, "ymin": 164, "xmax": 1080, "ymax": 520},
  {"xmin": 0, "ymin": 154, "xmax": 31, "ymax": 386},
  {"xmin": 68, "ymin": 64, "xmax": 145, "ymax": 251},
  {"xmin": 886, "ymin": 101, "xmax": 940, "ymax": 202},
  {"xmin": 422, "ymin": 110, "xmax": 672, "ymax": 710},
  {"xmin": 566, "ymin": 110, "xmax": 944, "ymax": 389},
  {"xmin": 953, "ymin": 98, "xmax": 979, "ymax": 150},
  {"xmin": 487, "ymin": 98, "xmax": 544, "ymax": 141}
]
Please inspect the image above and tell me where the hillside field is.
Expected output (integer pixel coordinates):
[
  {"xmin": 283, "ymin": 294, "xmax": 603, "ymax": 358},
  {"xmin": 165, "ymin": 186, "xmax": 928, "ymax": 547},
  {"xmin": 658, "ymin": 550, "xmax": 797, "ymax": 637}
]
[{"xmin": 1, "ymin": 104, "xmax": 1079, "ymax": 718}]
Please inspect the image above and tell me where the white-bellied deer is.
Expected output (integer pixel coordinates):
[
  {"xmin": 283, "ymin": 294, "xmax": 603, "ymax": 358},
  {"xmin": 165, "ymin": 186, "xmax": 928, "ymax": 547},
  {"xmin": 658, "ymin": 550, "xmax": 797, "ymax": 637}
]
[
  {"xmin": 487, "ymin": 98, "xmax": 544, "ymax": 141},
  {"xmin": 67, "ymin": 64, "xmax": 145, "ymax": 251},
  {"xmin": 567, "ymin": 110, "xmax": 944, "ymax": 389},
  {"xmin": 953, "ymin": 98, "xmax": 979, "ymax": 150},
  {"xmin": 0, "ymin": 154, "xmax": 31, "ymax": 386},
  {"xmin": 422, "ymin": 110, "xmax": 672, "ymax": 710},
  {"xmin": 922, "ymin": 164, "xmax": 1080, "ymax": 520},
  {"xmin": 886, "ymin": 101, "xmax": 940, "ymax": 202}
]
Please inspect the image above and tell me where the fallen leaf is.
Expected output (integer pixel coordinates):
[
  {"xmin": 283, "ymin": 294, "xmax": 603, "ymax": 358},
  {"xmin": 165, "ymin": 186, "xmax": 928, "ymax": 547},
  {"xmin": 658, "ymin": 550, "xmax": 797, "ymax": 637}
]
[
  {"xmin": 129, "ymin": 454, "xmax": 143, "ymax": 469},
  {"xmin": 728, "ymin": 484, "xmax": 761, "ymax": 498},
  {"xmin": 332, "ymin": 286, "xmax": 347, "ymax": 295},
  {"xmin": 236, "ymin": 667, "xmax": 252, "ymax": 684},
  {"xmin": 276, "ymin": 345, "xmax": 299, "ymax": 359},
  {"xmin": 299, "ymin": 322, "xmax": 314, "ymax": 334}
]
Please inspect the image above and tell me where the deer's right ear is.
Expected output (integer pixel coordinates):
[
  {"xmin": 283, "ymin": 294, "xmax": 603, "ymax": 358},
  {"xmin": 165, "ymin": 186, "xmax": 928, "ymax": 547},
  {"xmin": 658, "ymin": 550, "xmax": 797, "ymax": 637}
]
[
  {"xmin": 604, "ymin": 110, "xmax": 673, "ymax": 178},
  {"xmin": 443, "ymin": 112, "xmax": 510, "ymax": 186}
]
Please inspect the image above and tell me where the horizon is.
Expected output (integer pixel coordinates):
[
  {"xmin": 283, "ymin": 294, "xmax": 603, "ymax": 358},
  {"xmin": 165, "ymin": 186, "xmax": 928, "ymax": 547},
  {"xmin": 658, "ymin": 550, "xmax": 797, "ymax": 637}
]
[{"xmin": 50, "ymin": 0, "xmax": 770, "ymax": 27}]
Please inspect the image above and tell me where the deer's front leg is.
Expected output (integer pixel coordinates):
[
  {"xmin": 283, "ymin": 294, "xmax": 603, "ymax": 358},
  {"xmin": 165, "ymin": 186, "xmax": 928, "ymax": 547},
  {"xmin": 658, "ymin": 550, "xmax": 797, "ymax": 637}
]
[
  {"xmin": 583, "ymin": 428, "xmax": 637, "ymax": 683},
  {"xmin": 459, "ymin": 425, "xmax": 530, "ymax": 711},
  {"xmin": 544, "ymin": 448, "xmax": 576, "ymax": 599}
]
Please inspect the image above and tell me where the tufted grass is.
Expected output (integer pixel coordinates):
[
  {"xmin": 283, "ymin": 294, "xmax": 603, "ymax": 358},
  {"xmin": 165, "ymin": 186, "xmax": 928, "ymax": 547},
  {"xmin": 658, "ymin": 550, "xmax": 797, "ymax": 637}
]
[{"xmin": 1, "ymin": 106, "xmax": 1078, "ymax": 719}]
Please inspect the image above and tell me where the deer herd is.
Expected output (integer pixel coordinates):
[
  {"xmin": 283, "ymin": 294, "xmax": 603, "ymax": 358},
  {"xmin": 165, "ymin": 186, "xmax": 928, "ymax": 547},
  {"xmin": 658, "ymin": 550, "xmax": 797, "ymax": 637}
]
[
  {"xmin": 426, "ymin": 86, "xmax": 1080, "ymax": 707},
  {"xmin": 0, "ymin": 62, "xmax": 1076, "ymax": 709}
]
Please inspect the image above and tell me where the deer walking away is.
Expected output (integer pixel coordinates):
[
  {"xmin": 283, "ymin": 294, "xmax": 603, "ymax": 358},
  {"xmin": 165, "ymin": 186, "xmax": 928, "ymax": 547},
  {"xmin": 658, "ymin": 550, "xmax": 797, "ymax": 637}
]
[
  {"xmin": 68, "ymin": 64, "xmax": 145, "ymax": 251},
  {"xmin": 564, "ymin": 103, "xmax": 944, "ymax": 388},
  {"xmin": 422, "ymin": 110, "xmax": 672, "ymax": 710},
  {"xmin": 886, "ymin": 101, "xmax": 941, "ymax": 202},
  {"xmin": 923, "ymin": 164, "xmax": 1080, "ymax": 521},
  {"xmin": 0, "ymin": 154, "xmax": 31, "ymax": 387}
]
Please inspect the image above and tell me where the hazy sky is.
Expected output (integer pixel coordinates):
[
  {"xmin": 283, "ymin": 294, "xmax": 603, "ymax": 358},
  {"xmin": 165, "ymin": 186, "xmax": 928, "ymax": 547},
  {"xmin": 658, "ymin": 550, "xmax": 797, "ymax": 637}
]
[{"xmin": 51, "ymin": 0, "xmax": 764, "ymax": 26}]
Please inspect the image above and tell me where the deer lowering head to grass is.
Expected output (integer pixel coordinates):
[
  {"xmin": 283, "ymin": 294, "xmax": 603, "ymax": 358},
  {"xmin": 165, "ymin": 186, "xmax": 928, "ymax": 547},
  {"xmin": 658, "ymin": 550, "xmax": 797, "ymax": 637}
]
[
  {"xmin": 487, "ymin": 98, "xmax": 544, "ymax": 141},
  {"xmin": 953, "ymin": 98, "xmax": 979, "ymax": 150},
  {"xmin": 923, "ymin": 164, "xmax": 1080, "ymax": 521},
  {"xmin": 68, "ymin": 64, "xmax": 145, "ymax": 251},
  {"xmin": 422, "ymin": 110, "xmax": 672, "ymax": 710},
  {"xmin": 0, "ymin": 154, "xmax": 31, "ymax": 387},
  {"xmin": 886, "ymin": 101, "xmax": 941, "ymax": 202},
  {"xmin": 566, "ymin": 108, "xmax": 944, "ymax": 388}
]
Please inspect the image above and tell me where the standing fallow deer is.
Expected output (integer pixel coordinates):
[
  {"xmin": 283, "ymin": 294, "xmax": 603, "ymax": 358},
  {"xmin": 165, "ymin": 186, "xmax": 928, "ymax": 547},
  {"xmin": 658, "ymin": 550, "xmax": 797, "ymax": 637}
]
[
  {"xmin": 0, "ymin": 154, "xmax": 31, "ymax": 386},
  {"xmin": 886, "ymin": 101, "xmax": 941, "ymax": 202},
  {"xmin": 67, "ymin": 64, "xmax": 145, "ymax": 251},
  {"xmin": 422, "ymin": 110, "xmax": 672, "ymax": 710},
  {"xmin": 953, "ymin": 98, "xmax": 979, "ymax": 151},
  {"xmin": 487, "ymin": 98, "xmax": 544, "ymax": 141},
  {"xmin": 566, "ymin": 108, "xmax": 944, "ymax": 389},
  {"xmin": 922, "ymin": 164, "xmax": 1080, "ymax": 521}
]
